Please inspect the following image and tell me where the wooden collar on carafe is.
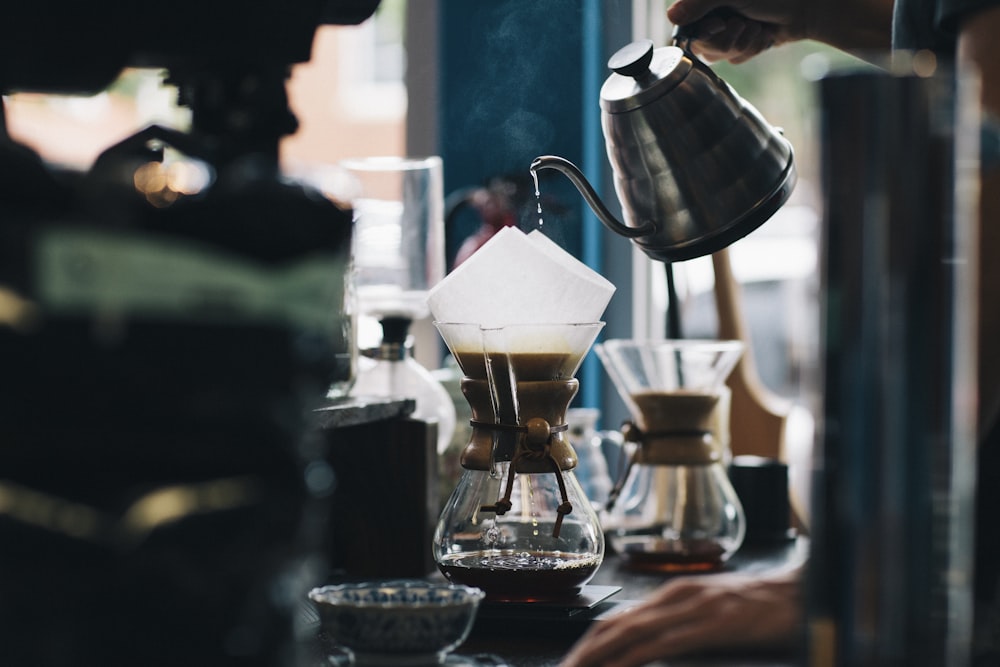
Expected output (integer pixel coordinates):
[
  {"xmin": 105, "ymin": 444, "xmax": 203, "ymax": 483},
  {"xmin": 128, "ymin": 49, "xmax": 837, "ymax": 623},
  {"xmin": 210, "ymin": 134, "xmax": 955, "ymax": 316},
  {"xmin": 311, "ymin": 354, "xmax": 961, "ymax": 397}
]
[{"xmin": 605, "ymin": 419, "xmax": 721, "ymax": 512}]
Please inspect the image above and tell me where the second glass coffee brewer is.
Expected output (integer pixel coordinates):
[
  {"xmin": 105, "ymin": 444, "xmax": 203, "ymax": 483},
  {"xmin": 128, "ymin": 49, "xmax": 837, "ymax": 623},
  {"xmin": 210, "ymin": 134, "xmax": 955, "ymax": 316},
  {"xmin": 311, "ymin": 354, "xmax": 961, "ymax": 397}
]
[{"xmin": 596, "ymin": 339, "xmax": 747, "ymax": 572}]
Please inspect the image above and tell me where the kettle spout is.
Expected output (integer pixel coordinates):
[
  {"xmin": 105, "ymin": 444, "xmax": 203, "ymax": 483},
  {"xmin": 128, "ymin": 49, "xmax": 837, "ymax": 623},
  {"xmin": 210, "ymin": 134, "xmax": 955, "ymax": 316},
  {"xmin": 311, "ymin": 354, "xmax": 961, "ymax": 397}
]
[{"xmin": 530, "ymin": 155, "xmax": 656, "ymax": 239}]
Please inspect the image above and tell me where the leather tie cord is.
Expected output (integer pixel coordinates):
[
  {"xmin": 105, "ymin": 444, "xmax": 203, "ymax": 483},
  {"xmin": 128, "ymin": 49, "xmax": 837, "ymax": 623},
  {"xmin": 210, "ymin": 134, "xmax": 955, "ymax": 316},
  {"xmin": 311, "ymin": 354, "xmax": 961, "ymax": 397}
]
[{"xmin": 475, "ymin": 418, "xmax": 573, "ymax": 538}]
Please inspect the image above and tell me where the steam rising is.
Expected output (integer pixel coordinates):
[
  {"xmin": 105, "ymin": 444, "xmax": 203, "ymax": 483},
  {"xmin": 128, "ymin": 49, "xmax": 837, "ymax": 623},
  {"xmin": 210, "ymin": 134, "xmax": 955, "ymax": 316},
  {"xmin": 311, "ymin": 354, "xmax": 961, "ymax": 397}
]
[{"xmin": 449, "ymin": 0, "xmax": 581, "ymax": 168}]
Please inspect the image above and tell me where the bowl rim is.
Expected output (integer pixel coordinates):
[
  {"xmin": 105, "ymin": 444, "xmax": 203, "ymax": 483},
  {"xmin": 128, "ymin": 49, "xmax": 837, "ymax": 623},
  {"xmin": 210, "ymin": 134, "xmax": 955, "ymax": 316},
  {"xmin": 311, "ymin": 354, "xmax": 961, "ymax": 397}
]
[{"xmin": 308, "ymin": 580, "xmax": 485, "ymax": 608}]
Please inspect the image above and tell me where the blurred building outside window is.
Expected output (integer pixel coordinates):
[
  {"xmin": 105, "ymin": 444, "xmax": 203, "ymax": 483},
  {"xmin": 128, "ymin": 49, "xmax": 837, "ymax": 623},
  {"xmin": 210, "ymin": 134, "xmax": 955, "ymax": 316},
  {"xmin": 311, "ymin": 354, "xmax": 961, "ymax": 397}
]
[
  {"xmin": 2, "ymin": 1, "xmax": 408, "ymax": 172},
  {"xmin": 284, "ymin": 0, "xmax": 407, "ymax": 166}
]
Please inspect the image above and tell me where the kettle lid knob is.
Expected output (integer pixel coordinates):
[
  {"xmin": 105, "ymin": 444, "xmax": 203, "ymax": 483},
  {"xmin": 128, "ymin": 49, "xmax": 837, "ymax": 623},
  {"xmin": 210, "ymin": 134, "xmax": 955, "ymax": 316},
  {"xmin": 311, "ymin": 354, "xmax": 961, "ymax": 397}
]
[{"xmin": 607, "ymin": 40, "xmax": 654, "ymax": 79}]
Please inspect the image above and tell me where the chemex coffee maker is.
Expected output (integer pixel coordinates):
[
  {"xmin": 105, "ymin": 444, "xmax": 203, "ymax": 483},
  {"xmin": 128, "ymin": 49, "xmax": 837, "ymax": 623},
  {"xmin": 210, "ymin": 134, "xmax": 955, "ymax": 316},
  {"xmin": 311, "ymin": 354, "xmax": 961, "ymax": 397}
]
[
  {"xmin": 427, "ymin": 228, "xmax": 616, "ymax": 603},
  {"xmin": 0, "ymin": 2, "xmax": 377, "ymax": 665},
  {"xmin": 596, "ymin": 339, "xmax": 748, "ymax": 571}
]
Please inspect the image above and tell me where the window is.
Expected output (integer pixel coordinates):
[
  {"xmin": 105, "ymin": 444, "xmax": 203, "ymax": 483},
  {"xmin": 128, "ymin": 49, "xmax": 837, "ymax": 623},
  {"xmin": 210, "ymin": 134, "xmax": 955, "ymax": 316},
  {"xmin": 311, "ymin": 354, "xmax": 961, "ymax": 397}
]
[{"xmin": 283, "ymin": 2, "xmax": 407, "ymax": 166}]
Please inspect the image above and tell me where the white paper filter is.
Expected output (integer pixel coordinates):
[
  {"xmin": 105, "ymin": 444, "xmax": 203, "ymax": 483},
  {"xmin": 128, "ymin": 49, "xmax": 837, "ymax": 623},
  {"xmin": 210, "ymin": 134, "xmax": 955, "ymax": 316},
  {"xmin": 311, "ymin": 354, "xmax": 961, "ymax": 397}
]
[{"xmin": 427, "ymin": 227, "xmax": 615, "ymax": 326}]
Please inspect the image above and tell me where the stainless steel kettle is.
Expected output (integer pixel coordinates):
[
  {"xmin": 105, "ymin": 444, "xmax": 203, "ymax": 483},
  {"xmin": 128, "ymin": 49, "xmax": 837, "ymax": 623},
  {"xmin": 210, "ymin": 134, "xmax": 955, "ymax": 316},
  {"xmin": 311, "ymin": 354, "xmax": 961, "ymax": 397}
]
[{"xmin": 532, "ymin": 37, "xmax": 796, "ymax": 263}]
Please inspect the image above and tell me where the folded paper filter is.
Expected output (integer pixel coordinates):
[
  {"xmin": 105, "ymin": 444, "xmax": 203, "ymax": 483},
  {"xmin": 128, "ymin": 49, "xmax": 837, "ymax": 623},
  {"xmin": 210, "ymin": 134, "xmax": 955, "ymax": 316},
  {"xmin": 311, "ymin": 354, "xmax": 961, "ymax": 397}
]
[
  {"xmin": 428, "ymin": 227, "xmax": 615, "ymax": 386},
  {"xmin": 428, "ymin": 227, "xmax": 615, "ymax": 327}
]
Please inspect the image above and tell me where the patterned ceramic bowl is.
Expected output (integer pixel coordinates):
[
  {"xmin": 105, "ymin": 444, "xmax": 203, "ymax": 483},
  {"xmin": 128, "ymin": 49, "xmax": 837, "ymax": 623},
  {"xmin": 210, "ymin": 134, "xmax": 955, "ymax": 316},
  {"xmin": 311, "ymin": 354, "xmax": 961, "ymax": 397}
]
[{"xmin": 308, "ymin": 580, "xmax": 485, "ymax": 665}]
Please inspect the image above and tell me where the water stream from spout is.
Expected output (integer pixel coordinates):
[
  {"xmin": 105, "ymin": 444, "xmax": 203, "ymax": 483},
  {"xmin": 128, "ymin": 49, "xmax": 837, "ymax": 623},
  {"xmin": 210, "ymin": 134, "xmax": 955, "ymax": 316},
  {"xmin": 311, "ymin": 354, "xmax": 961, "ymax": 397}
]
[{"xmin": 530, "ymin": 168, "xmax": 544, "ymax": 229}]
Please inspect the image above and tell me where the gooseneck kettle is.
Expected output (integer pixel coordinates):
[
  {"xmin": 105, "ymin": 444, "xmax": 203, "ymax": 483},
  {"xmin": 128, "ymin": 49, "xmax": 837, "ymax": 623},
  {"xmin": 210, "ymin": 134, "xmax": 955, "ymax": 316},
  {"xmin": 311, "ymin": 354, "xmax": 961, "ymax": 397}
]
[{"xmin": 532, "ymin": 32, "xmax": 796, "ymax": 262}]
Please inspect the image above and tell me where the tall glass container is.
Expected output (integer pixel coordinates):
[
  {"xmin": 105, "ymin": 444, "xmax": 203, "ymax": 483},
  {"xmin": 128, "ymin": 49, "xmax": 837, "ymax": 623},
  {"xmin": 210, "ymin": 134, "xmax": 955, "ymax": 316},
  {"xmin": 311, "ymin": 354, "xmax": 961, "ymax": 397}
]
[
  {"xmin": 341, "ymin": 156, "xmax": 455, "ymax": 452},
  {"xmin": 340, "ymin": 156, "xmax": 445, "ymax": 322}
]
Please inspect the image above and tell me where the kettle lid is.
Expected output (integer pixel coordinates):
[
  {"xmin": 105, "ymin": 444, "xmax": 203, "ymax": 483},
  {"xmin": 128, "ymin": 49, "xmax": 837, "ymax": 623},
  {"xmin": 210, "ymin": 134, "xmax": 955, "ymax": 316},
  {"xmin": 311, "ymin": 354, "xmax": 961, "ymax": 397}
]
[{"xmin": 600, "ymin": 40, "xmax": 692, "ymax": 114}]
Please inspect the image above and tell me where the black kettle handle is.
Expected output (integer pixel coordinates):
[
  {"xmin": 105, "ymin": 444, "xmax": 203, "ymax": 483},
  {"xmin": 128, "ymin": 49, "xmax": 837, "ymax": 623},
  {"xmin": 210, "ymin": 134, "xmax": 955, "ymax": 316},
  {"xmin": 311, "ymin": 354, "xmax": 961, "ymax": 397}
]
[{"xmin": 671, "ymin": 7, "xmax": 740, "ymax": 51}]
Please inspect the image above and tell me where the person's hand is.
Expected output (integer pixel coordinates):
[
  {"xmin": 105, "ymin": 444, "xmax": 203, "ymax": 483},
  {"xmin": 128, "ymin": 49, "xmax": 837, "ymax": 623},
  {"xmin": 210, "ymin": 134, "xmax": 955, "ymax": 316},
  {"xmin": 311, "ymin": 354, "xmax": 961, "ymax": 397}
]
[
  {"xmin": 560, "ymin": 565, "xmax": 802, "ymax": 667},
  {"xmin": 666, "ymin": 0, "xmax": 896, "ymax": 62},
  {"xmin": 666, "ymin": 0, "xmax": 808, "ymax": 63}
]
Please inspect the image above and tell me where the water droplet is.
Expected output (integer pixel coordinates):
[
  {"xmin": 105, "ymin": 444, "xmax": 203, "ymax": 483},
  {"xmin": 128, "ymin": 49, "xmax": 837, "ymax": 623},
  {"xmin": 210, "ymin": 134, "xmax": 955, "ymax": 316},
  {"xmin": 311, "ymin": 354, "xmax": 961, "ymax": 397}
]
[{"xmin": 531, "ymin": 170, "xmax": 544, "ymax": 229}]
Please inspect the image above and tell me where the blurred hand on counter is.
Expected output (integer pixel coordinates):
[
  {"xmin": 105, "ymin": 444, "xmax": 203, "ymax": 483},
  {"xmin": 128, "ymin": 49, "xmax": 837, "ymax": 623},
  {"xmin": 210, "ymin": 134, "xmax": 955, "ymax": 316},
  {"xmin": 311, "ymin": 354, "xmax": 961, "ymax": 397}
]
[{"xmin": 560, "ymin": 564, "xmax": 802, "ymax": 667}]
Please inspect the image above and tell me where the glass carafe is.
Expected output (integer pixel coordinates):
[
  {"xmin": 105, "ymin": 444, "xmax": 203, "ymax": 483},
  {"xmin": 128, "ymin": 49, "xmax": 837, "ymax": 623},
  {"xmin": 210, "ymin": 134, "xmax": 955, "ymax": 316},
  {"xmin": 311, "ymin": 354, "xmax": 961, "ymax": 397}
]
[
  {"xmin": 596, "ymin": 339, "xmax": 746, "ymax": 572},
  {"xmin": 433, "ymin": 322, "xmax": 605, "ymax": 602}
]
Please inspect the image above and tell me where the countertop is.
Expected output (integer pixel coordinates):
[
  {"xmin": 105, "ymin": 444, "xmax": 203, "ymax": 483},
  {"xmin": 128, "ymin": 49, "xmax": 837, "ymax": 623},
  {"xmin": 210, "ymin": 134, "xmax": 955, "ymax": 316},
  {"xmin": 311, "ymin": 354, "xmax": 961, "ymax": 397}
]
[
  {"xmin": 313, "ymin": 396, "xmax": 416, "ymax": 429},
  {"xmin": 453, "ymin": 538, "xmax": 809, "ymax": 667}
]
